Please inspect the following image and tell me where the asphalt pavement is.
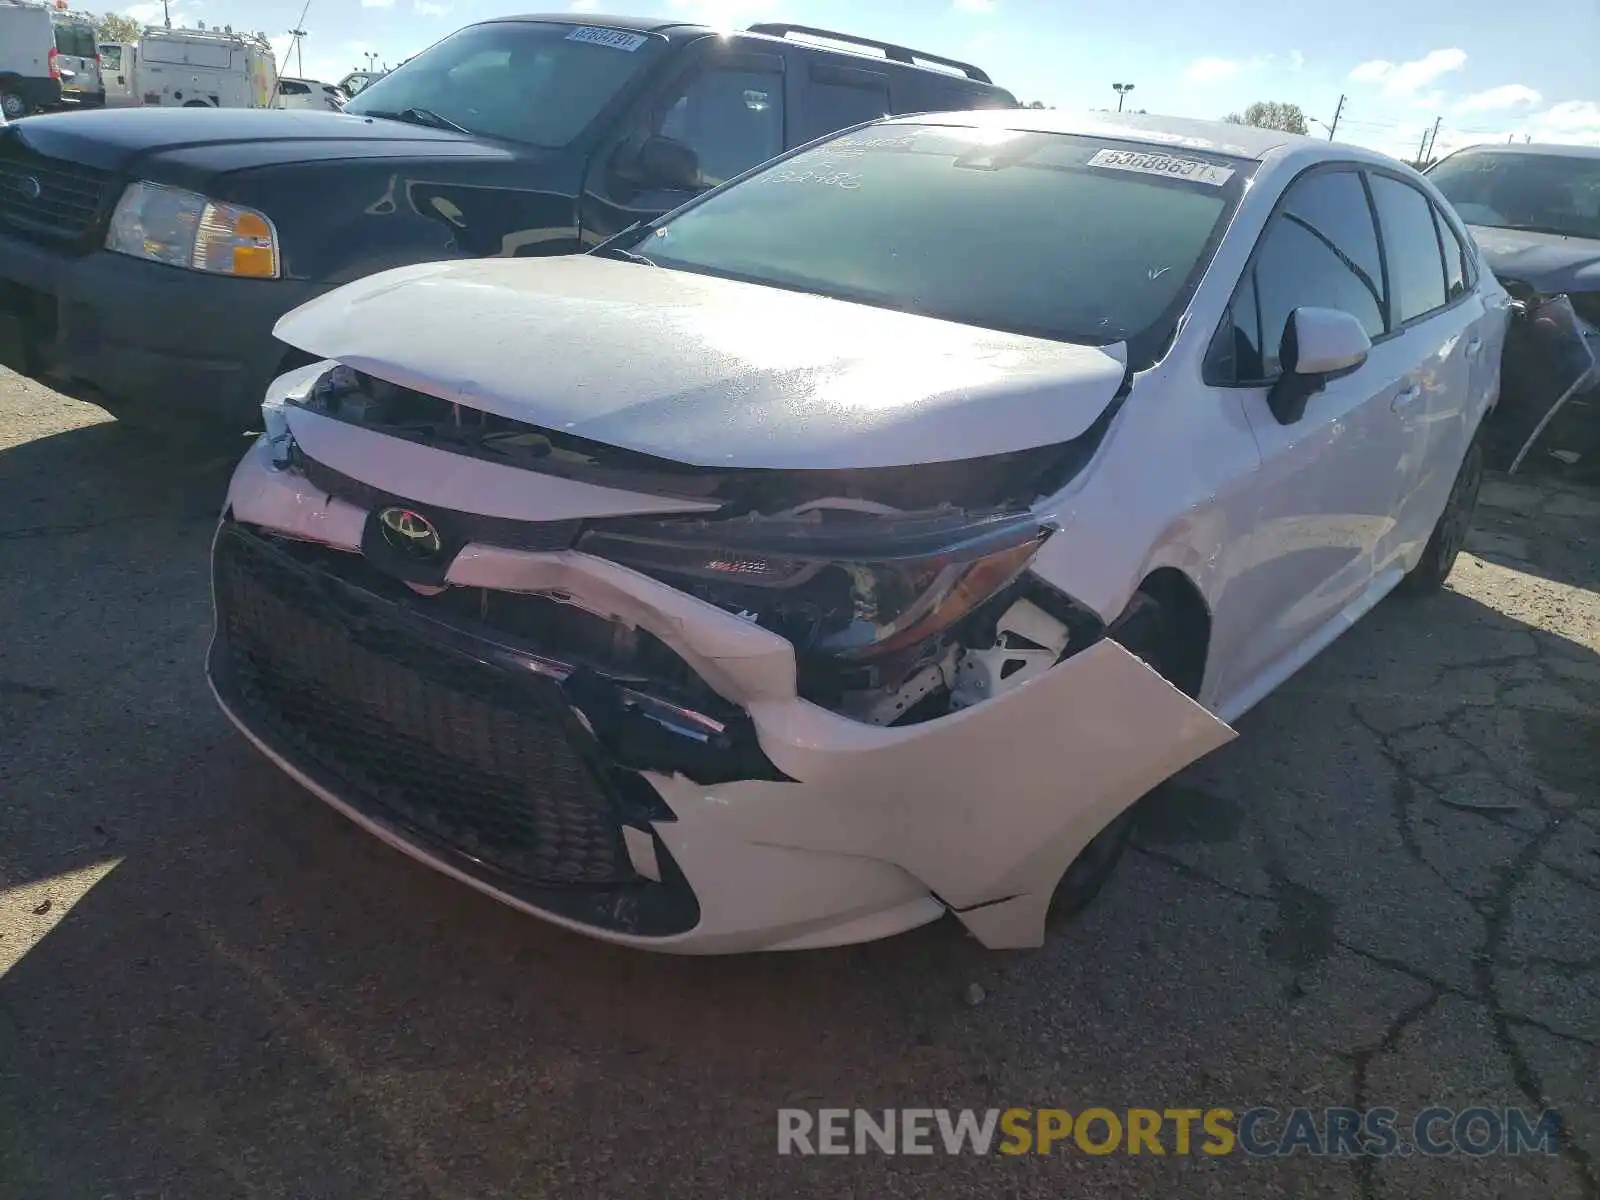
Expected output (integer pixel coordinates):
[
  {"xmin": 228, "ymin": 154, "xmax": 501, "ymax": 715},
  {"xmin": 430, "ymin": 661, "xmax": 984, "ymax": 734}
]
[{"xmin": 1, "ymin": 369, "xmax": 1596, "ymax": 1199}]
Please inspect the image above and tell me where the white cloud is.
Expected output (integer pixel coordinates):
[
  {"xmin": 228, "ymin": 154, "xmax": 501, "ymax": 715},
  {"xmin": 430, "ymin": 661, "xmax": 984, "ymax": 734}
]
[
  {"xmin": 363, "ymin": 0, "xmax": 395, "ymax": 8},
  {"xmin": 953, "ymin": 0, "xmax": 996, "ymax": 11},
  {"xmin": 569, "ymin": 0, "xmax": 600, "ymax": 9},
  {"xmin": 665, "ymin": 0, "xmax": 781, "ymax": 28},
  {"xmin": 124, "ymin": 0, "xmax": 200, "ymax": 24},
  {"xmin": 1186, "ymin": 57, "xmax": 1240, "ymax": 83},
  {"xmin": 1453, "ymin": 84, "xmax": 1541, "ymax": 114},
  {"xmin": 1347, "ymin": 48, "xmax": 1467, "ymax": 105},
  {"xmin": 1288, "ymin": 49, "xmax": 1305, "ymax": 72},
  {"xmin": 413, "ymin": 0, "xmax": 450, "ymax": 13},
  {"xmin": 1184, "ymin": 53, "xmax": 1272, "ymax": 84},
  {"xmin": 1534, "ymin": 99, "xmax": 1600, "ymax": 136}
]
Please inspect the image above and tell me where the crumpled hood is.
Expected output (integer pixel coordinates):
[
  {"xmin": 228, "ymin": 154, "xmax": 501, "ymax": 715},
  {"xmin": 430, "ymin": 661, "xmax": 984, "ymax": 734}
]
[
  {"xmin": 4, "ymin": 108, "xmax": 511, "ymax": 179},
  {"xmin": 1469, "ymin": 225, "xmax": 1600, "ymax": 294},
  {"xmin": 273, "ymin": 256, "xmax": 1130, "ymax": 470}
]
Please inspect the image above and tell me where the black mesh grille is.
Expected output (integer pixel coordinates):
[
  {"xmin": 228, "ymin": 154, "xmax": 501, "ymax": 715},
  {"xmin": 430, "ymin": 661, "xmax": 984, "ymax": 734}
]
[
  {"xmin": 212, "ymin": 525, "xmax": 639, "ymax": 888},
  {"xmin": 0, "ymin": 141, "xmax": 117, "ymax": 245}
]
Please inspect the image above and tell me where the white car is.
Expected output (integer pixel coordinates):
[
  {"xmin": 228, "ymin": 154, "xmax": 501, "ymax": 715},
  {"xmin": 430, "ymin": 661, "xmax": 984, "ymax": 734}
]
[
  {"xmin": 209, "ymin": 109, "xmax": 1510, "ymax": 954},
  {"xmin": 272, "ymin": 76, "xmax": 345, "ymax": 112}
]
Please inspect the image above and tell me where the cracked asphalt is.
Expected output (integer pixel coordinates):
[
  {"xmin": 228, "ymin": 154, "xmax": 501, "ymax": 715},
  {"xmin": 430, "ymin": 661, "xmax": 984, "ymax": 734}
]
[{"xmin": 1, "ymin": 368, "xmax": 1597, "ymax": 1199}]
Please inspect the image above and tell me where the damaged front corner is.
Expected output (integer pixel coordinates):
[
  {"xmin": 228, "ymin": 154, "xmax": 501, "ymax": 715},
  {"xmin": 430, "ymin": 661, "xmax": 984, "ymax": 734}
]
[
  {"xmin": 730, "ymin": 638, "xmax": 1235, "ymax": 950},
  {"xmin": 446, "ymin": 543, "xmax": 802, "ymax": 708}
]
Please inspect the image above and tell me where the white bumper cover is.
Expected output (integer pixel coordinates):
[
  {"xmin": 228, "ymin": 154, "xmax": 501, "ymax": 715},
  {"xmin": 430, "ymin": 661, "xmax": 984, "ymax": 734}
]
[{"xmin": 216, "ymin": 434, "xmax": 1236, "ymax": 954}]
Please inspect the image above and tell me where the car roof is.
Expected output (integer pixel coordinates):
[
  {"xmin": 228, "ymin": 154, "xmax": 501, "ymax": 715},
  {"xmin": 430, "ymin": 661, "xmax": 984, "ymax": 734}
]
[
  {"xmin": 490, "ymin": 13, "xmax": 1005, "ymax": 86},
  {"xmin": 883, "ymin": 107, "xmax": 1327, "ymax": 161},
  {"xmin": 492, "ymin": 12, "xmax": 728, "ymax": 36},
  {"xmin": 1439, "ymin": 142, "xmax": 1600, "ymax": 161}
]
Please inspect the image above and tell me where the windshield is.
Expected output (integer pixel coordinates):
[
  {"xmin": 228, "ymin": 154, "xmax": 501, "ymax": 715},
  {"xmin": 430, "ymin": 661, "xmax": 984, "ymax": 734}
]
[
  {"xmin": 1430, "ymin": 151, "xmax": 1600, "ymax": 241},
  {"xmin": 639, "ymin": 124, "xmax": 1249, "ymax": 356},
  {"xmin": 345, "ymin": 21, "xmax": 666, "ymax": 147},
  {"xmin": 100, "ymin": 45, "xmax": 123, "ymax": 71}
]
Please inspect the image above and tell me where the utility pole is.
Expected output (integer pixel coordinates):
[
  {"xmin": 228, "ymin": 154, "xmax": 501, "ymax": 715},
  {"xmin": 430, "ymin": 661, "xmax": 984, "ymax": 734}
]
[
  {"xmin": 162, "ymin": 0, "xmax": 170, "ymax": 27},
  {"xmin": 1423, "ymin": 115, "xmax": 1442, "ymax": 164},
  {"xmin": 1416, "ymin": 116, "xmax": 1441, "ymax": 166},
  {"xmin": 1326, "ymin": 93, "xmax": 1345, "ymax": 141}
]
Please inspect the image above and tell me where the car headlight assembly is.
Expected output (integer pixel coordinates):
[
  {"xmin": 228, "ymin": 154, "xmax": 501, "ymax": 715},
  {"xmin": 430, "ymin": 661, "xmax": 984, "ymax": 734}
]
[
  {"xmin": 578, "ymin": 509, "xmax": 1051, "ymax": 665},
  {"xmin": 106, "ymin": 182, "xmax": 280, "ymax": 279}
]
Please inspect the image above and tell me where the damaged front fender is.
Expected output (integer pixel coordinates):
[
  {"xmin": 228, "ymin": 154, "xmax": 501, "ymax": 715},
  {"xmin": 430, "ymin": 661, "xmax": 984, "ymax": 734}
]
[{"xmin": 651, "ymin": 637, "xmax": 1236, "ymax": 951}]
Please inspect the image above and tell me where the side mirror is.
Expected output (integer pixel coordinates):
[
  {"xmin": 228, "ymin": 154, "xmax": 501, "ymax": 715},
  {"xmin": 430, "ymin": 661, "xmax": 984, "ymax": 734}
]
[
  {"xmin": 636, "ymin": 135, "xmax": 702, "ymax": 192},
  {"xmin": 1268, "ymin": 306, "xmax": 1372, "ymax": 425}
]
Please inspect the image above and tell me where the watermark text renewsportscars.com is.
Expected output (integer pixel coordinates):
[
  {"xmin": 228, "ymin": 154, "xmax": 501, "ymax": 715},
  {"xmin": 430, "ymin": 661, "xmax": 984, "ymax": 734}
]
[{"xmin": 777, "ymin": 1107, "xmax": 1563, "ymax": 1158}]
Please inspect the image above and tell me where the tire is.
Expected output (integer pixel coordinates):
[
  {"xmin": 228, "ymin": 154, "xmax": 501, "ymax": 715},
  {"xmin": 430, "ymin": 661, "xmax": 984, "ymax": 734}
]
[
  {"xmin": 0, "ymin": 90, "xmax": 28, "ymax": 120},
  {"xmin": 1400, "ymin": 433, "xmax": 1485, "ymax": 596},
  {"xmin": 1047, "ymin": 592, "xmax": 1177, "ymax": 922}
]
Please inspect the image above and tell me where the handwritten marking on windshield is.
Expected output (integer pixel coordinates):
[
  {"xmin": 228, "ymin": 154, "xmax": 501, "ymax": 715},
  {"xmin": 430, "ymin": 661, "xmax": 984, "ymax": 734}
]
[{"xmin": 759, "ymin": 162, "xmax": 863, "ymax": 189}]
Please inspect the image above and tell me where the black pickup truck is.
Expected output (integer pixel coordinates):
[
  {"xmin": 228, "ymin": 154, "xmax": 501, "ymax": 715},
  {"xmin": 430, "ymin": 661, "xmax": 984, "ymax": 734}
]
[{"xmin": 0, "ymin": 14, "xmax": 1016, "ymax": 428}]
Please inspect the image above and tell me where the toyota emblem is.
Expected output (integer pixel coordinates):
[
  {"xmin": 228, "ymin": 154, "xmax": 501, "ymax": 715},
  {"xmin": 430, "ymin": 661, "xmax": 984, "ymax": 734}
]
[{"xmin": 377, "ymin": 507, "xmax": 443, "ymax": 558}]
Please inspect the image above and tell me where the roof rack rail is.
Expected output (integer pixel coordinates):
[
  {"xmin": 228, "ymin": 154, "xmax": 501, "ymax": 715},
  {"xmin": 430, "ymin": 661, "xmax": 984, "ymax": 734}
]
[{"xmin": 745, "ymin": 23, "xmax": 992, "ymax": 84}]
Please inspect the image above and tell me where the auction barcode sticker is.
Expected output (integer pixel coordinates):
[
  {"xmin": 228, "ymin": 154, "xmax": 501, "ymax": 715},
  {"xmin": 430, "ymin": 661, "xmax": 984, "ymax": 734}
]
[
  {"xmin": 566, "ymin": 26, "xmax": 649, "ymax": 51},
  {"xmin": 1087, "ymin": 148, "xmax": 1235, "ymax": 186}
]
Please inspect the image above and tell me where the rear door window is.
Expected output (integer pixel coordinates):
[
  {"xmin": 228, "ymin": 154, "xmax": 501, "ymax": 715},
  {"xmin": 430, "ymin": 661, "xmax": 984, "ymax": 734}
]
[
  {"xmin": 1430, "ymin": 200, "xmax": 1471, "ymax": 299},
  {"xmin": 799, "ymin": 63, "xmax": 889, "ymax": 141},
  {"xmin": 1368, "ymin": 173, "xmax": 1449, "ymax": 325}
]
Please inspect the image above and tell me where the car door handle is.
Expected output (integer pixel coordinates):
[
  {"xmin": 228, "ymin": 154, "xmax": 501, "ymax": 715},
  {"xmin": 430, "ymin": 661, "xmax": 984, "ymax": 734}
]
[
  {"xmin": 1392, "ymin": 385, "xmax": 1421, "ymax": 410},
  {"xmin": 1465, "ymin": 336, "xmax": 1483, "ymax": 358}
]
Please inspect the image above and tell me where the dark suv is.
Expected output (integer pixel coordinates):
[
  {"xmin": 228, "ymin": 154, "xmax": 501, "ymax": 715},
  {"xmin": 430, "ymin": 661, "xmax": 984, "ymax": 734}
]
[{"xmin": 0, "ymin": 15, "xmax": 1015, "ymax": 427}]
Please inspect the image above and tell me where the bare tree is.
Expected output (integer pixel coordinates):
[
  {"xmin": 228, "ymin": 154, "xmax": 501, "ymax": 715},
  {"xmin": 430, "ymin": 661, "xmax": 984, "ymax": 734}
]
[{"xmin": 1224, "ymin": 101, "xmax": 1309, "ymax": 135}]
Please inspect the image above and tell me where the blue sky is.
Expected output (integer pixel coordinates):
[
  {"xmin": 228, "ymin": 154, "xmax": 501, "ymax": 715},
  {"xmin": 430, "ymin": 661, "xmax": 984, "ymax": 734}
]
[{"xmin": 128, "ymin": 0, "xmax": 1600, "ymax": 159}]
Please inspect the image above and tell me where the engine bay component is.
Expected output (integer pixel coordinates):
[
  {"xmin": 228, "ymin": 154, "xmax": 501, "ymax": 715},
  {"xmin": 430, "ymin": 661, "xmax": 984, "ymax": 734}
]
[{"xmin": 949, "ymin": 598, "xmax": 1073, "ymax": 710}]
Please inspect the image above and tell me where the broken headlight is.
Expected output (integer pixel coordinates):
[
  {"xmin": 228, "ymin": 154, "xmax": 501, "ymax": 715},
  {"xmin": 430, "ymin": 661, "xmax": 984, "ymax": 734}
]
[{"xmin": 578, "ymin": 508, "xmax": 1051, "ymax": 663}]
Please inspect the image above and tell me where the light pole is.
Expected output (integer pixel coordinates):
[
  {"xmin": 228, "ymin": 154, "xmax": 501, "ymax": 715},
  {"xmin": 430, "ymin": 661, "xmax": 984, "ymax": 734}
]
[
  {"xmin": 1112, "ymin": 82, "xmax": 1135, "ymax": 112},
  {"xmin": 288, "ymin": 28, "xmax": 306, "ymax": 76}
]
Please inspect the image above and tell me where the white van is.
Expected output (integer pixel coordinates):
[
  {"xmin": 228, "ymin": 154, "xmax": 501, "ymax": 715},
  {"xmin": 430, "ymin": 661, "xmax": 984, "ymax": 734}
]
[
  {"xmin": 98, "ymin": 40, "xmax": 139, "ymax": 106},
  {"xmin": 49, "ymin": 8, "xmax": 103, "ymax": 107},
  {"xmin": 0, "ymin": 0, "xmax": 60, "ymax": 119},
  {"xmin": 137, "ymin": 26, "xmax": 276, "ymax": 109}
]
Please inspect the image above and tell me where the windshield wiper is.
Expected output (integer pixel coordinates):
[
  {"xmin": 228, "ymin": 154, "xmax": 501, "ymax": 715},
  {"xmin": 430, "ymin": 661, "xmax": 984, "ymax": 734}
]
[
  {"xmin": 589, "ymin": 219, "xmax": 659, "ymax": 266},
  {"xmin": 592, "ymin": 244, "xmax": 657, "ymax": 266},
  {"xmin": 363, "ymin": 107, "xmax": 469, "ymax": 134}
]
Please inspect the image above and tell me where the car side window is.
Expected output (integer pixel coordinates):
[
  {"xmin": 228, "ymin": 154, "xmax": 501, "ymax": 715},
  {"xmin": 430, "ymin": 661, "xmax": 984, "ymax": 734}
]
[
  {"xmin": 800, "ymin": 64, "xmax": 889, "ymax": 142},
  {"xmin": 1217, "ymin": 169, "xmax": 1385, "ymax": 382},
  {"xmin": 1430, "ymin": 199, "xmax": 1473, "ymax": 299},
  {"xmin": 657, "ymin": 67, "xmax": 784, "ymax": 188},
  {"xmin": 1368, "ymin": 174, "xmax": 1449, "ymax": 325}
]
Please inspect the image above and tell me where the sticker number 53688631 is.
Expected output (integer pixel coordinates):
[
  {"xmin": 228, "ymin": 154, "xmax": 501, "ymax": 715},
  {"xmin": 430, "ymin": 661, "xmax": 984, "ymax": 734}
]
[{"xmin": 1086, "ymin": 148, "xmax": 1235, "ymax": 187}]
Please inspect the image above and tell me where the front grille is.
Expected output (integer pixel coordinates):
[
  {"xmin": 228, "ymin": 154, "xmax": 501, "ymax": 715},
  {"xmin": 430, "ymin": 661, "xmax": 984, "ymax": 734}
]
[
  {"xmin": 0, "ymin": 141, "xmax": 118, "ymax": 245},
  {"xmin": 294, "ymin": 448, "xmax": 585, "ymax": 553},
  {"xmin": 212, "ymin": 524, "xmax": 639, "ymax": 888}
]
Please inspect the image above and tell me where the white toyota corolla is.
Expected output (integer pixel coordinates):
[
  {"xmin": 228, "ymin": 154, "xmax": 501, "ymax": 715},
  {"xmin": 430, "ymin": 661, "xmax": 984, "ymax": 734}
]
[{"xmin": 210, "ymin": 109, "xmax": 1510, "ymax": 954}]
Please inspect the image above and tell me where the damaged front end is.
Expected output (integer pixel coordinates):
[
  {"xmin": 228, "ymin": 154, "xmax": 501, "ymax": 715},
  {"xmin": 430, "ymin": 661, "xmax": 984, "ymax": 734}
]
[
  {"xmin": 213, "ymin": 360, "xmax": 1233, "ymax": 952},
  {"xmin": 1490, "ymin": 289, "xmax": 1600, "ymax": 474}
]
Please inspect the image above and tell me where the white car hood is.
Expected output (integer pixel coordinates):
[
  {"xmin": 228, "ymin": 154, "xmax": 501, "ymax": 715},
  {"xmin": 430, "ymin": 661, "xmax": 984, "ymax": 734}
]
[{"xmin": 274, "ymin": 256, "xmax": 1129, "ymax": 470}]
